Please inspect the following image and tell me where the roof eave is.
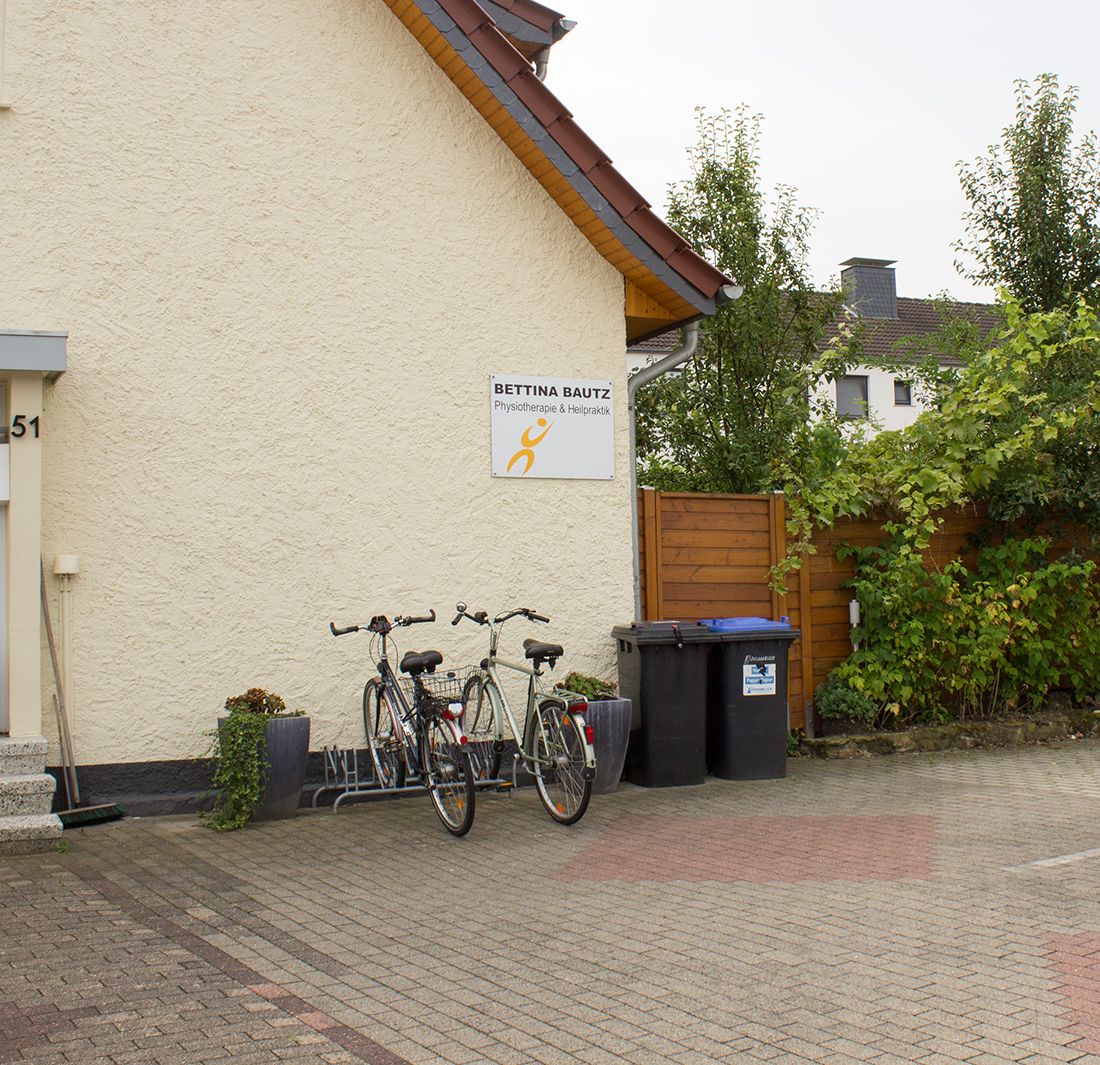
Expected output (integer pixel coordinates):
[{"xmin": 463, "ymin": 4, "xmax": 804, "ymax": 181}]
[{"xmin": 386, "ymin": 0, "xmax": 734, "ymax": 326}]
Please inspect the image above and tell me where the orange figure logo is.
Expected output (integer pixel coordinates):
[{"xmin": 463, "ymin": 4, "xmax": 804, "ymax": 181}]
[{"xmin": 507, "ymin": 418, "xmax": 552, "ymax": 475}]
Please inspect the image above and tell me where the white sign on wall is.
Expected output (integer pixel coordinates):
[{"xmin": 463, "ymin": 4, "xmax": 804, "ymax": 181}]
[{"xmin": 490, "ymin": 374, "xmax": 614, "ymax": 480}]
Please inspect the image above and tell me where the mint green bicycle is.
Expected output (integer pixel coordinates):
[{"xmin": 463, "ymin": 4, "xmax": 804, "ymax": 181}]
[{"xmin": 453, "ymin": 603, "xmax": 595, "ymax": 825}]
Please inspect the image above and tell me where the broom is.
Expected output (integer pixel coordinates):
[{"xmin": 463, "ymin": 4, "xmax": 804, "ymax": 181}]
[{"xmin": 40, "ymin": 560, "xmax": 124, "ymax": 828}]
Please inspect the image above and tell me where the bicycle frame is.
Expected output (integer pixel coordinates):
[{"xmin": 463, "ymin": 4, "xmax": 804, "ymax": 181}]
[
  {"xmin": 374, "ymin": 637, "xmax": 467, "ymax": 764},
  {"xmin": 473, "ymin": 616, "xmax": 595, "ymax": 776}
]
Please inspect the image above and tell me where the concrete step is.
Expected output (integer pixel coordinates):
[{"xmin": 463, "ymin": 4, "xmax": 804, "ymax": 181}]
[
  {"xmin": 0, "ymin": 736, "xmax": 49, "ymax": 776},
  {"xmin": 0, "ymin": 773, "xmax": 57, "ymax": 817},
  {"xmin": 0, "ymin": 813, "xmax": 64, "ymax": 854}
]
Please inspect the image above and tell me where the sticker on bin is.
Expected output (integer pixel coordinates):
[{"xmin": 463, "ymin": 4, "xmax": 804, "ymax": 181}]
[{"xmin": 743, "ymin": 662, "xmax": 777, "ymax": 696}]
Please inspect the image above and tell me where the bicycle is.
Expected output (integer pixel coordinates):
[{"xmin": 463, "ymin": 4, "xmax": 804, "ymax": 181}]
[
  {"xmin": 453, "ymin": 603, "xmax": 595, "ymax": 825},
  {"xmin": 329, "ymin": 610, "xmax": 475, "ymax": 837}
]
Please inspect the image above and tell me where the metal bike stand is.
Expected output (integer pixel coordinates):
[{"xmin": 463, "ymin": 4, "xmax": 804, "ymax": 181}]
[{"xmin": 312, "ymin": 744, "xmax": 510, "ymax": 813}]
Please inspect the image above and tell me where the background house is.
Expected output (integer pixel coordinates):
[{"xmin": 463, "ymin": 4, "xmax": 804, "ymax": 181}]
[
  {"xmin": 0, "ymin": 0, "xmax": 733, "ymax": 837},
  {"xmin": 820, "ymin": 258, "xmax": 998, "ymax": 430},
  {"xmin": 628, "ymin": 257, "xmax": 999, "ymax": 432}
]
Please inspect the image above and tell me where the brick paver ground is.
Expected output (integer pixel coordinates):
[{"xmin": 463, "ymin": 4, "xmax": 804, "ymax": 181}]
[{"xmin": 2, "ymin": 740, "xmax": 1099, "ymax": 1064}]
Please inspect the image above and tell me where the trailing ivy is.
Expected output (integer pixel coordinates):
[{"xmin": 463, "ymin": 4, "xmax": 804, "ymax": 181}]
[{"xmin": 204, "ymin": 688, "xmax": 293, "ymax": 832}]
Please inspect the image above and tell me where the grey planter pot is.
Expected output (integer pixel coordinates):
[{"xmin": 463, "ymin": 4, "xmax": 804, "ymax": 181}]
[
  {"xmin": 585, "ymin": 697, "xmax": 631, "ymax": 794},
  {"xmin": 217, "ymin": 715, "xmax": 311, "ymax": 821}
]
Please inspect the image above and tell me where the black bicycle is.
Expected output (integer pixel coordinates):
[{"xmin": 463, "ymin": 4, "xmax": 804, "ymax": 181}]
[{"xmin": 329, "ymin": 610, "xmax": 475, "ymax": 837}]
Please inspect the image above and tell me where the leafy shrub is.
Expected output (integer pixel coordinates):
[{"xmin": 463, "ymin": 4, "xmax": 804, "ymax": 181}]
[
  {"xmin": 833, "ymin": 537, "xmax": 1100, "ymax": 722},
  {"xmin": 813, "ymin": 676, "xmax": 880, "ymax": 727},
  {"xmin": 557, "ymin": 672, "xmax": 617, "ymax": 700}
]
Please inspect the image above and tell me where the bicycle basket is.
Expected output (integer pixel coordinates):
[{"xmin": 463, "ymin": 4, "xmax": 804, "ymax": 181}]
[{"xmin": 399, "ymin": 667, "xmax": 474, "ymax": 716}]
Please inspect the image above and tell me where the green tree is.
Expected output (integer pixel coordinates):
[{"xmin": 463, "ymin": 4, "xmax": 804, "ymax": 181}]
[
  {"xmin": 636, "ymin": 108, "xmax": 850, "ymax": 493},
  {"xmin": 956, "ymin": 74, "xmax": 1100, "ymax": 312},
  {"xmin": 781, "ymin": 296, "xmax": 1100, "ymax": 575}
]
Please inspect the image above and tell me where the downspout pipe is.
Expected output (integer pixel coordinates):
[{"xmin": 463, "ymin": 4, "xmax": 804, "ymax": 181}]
[
  {"xmin": 628, "ymin": 324, "xmax": 698, "ymax": 623},
  {"xmin": 628, "ymin": 284, "xmax": 742, "ymax": 621},
  {"xmin": 534, "ymin": 47, "xmax": 550, "ymax": 81}
]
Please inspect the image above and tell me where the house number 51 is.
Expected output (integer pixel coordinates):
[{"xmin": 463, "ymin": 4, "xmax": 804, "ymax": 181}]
[{"xmin": 11, "ymin": 415, "xmax": 40, "ymax": 439}]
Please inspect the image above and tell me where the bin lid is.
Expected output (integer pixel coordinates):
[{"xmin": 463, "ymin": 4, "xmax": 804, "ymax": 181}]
[
  {"xmin": 612, "ymin": 620, "xmax": 716, "ymax": 645},
  {"xmin": 702, "ymin": 616, "xmax": 793, "ymax": 633}
]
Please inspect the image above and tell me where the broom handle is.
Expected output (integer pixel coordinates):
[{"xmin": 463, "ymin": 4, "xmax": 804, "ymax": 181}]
[
  {"xmin": 41, "ymin": 560, "xmax": 80, "ymax": 807},
  {"xmin": 51, "ymin": 694, "xmax": 71, "ymax": 809}
]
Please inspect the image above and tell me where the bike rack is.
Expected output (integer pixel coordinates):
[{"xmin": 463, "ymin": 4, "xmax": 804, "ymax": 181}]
[{"xmin": 312, "ymin": 744, "xmax": 510, "ymax": 813}]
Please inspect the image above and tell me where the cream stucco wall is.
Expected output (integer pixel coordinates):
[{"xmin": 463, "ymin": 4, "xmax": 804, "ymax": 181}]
[{"xmin": 0, "ymin": 0, "xmax": 633, "ymax": 763}]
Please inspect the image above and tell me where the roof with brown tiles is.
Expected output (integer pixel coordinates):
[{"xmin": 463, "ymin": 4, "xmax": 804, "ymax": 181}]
[
  {"xmin": 383, "ymin": 0, "xmax": 736, "ymax": 336},
  {"xmin": 629, "ymin": 296, "xmax": 1002, "ymax": 364},
  {"xmin": 479, "ymin": 0, "xmax": 572, "ymax": 56},
  {"xmin": 830, "ymin": 297, "xmax": 1001, "ymax": 365}
]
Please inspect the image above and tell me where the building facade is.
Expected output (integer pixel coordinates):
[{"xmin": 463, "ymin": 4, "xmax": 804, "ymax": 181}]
[{"xmin": 0, "ymin": 0, "xmax": 732, "ymax": 824}]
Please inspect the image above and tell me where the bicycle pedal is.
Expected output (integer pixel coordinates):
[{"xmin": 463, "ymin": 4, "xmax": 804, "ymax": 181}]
[{"xmin": 495, "ymin": 781, "xmax": 515, "ymax": 792}]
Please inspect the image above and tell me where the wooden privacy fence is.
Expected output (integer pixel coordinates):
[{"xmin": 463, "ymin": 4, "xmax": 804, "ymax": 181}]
[{"xmin": 637, "ymin": 489, "xmax": 999, "ymax": 731}]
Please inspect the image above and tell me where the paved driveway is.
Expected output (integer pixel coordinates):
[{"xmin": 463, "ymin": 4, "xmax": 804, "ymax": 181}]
[{"xmin": 2, "ymin": 741, "xmax": 1100, "ymax": 1064}]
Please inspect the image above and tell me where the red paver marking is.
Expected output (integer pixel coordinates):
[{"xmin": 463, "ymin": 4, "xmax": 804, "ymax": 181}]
[
  {"xmin": 249, "ymin": 982, "xmax": 286, "ymax": 999},
  {"xmin": 1047, "ymin": 932, "xmax": 1100, "ymax": 1054},
  {"xmin": 557, "ymin": 814, "xmax": 935, "ymax": 882}
]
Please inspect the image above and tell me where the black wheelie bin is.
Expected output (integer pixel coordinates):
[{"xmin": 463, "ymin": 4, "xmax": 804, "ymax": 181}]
[
  {"xmin": 703, "ymin": 616, "xmax": 800, "ymax": 780},
  {"xmin": 612, "ymin": 621, "xmax": 716, "ymax": 787}
]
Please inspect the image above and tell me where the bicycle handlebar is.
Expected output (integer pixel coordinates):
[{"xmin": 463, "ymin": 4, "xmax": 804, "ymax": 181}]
[
  {"xmin": 452, "ymin": 602, "xmax": 490, "ymax": 626},
  {"xmin": 396, "ymin": 610, "xmax": 436, "ymax": 626},
  {"xmin": 331, "ymin": 610, "xmax": 435, "ymax": 636},
  {"xmin": 455, "ymin": 604, "xmax": 550, "ymax": 626}
]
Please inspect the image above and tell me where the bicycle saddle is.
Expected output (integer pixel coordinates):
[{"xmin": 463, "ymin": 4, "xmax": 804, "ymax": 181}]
[
  {"xmin": 523, "ymin": 638, "xmax": 564, "ymax": 663},
  {"xmin": 400, "ymin": 649, "xmax": 443, "ymax": 675}
]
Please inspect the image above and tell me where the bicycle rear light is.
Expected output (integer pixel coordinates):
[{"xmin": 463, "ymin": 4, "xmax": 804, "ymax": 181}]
[
  {"xmin": 585, "ymin": 724, "xmax": 595, "ymax": 744},
  {"xmin": 569, "ymin": 700, "xmax": 588, "ymax": 715}
]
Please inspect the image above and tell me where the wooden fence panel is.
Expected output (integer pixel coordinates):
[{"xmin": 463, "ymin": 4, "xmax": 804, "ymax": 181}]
[{"xmin": 636, "ymin": 490, "xmax": 1004, "ymax": 732}]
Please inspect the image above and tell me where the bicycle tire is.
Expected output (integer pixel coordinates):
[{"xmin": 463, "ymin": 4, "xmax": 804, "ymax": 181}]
[
  {"xmin": 462, "ymin": 673, "xmax": 501, "ymax": 781},
  {"xmin": 526, "ymin": 699, "xmax": 592, "ymax": 825},
  {"xmin": 419, "ymin": 717, "xmax": 475, "ymax": 836},
  {"xmin": 362, "ymin": 678, "xmax": 406, "ymax": 790}
]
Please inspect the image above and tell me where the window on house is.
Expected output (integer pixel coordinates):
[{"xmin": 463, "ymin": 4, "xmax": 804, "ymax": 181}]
[
  {"xmin": 894, "ymin": 379, "xmax": 912, "ymax": 406},
  {"xmin": 836, "ymin": 375, "xmax": 869, "ymax": 419}
]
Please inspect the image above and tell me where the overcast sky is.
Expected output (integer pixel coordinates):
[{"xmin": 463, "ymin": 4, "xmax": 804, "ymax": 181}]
[{"xmin": 547, "ymin": 0, "xmax": 1100, "ymax": 303}]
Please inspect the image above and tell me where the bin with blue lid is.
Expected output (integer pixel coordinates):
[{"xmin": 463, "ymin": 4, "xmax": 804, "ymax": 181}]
[{"xmin": 704, "ymin": 616, "xmax": 800, "ymax": 780}]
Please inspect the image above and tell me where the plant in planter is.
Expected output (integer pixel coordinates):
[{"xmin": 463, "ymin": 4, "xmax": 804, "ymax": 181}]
[
  {"xmin": 205, "ymin": 688, "xmax": 310, "ymax": 831},
  {"xmin": 556, "ymin": 671, "xmax": 631, "ymax": 794}
]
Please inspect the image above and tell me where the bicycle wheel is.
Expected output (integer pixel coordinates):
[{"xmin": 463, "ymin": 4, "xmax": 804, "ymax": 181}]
[
  {"xmin": 419, "ymin": 717, "xmax": 475, "ymax": 836},
  {"xmin": 462, "ymin": 674, "xmax": 501, "ymax": 781},
  {"xmin": 527, "ymin": 699, "xmax": 592, "ymax": 825},
  {"xmin": 362, "ymin": 679, "xmax": 406, "ymax": 790}
]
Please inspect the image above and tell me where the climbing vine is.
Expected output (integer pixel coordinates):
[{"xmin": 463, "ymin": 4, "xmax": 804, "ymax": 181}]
[
  {"xmin": 779, "ymin": 297, "xmax": 1100, "ymax": 584},
  {"xmin": 778, "ymin": 298, "xmax": 1100, "ymax": 722}
]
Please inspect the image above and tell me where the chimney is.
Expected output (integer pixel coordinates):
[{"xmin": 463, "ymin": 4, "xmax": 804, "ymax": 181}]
[{"xmin": 840, "ymin": 257, "xmax": 897, "ymax": 319}]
